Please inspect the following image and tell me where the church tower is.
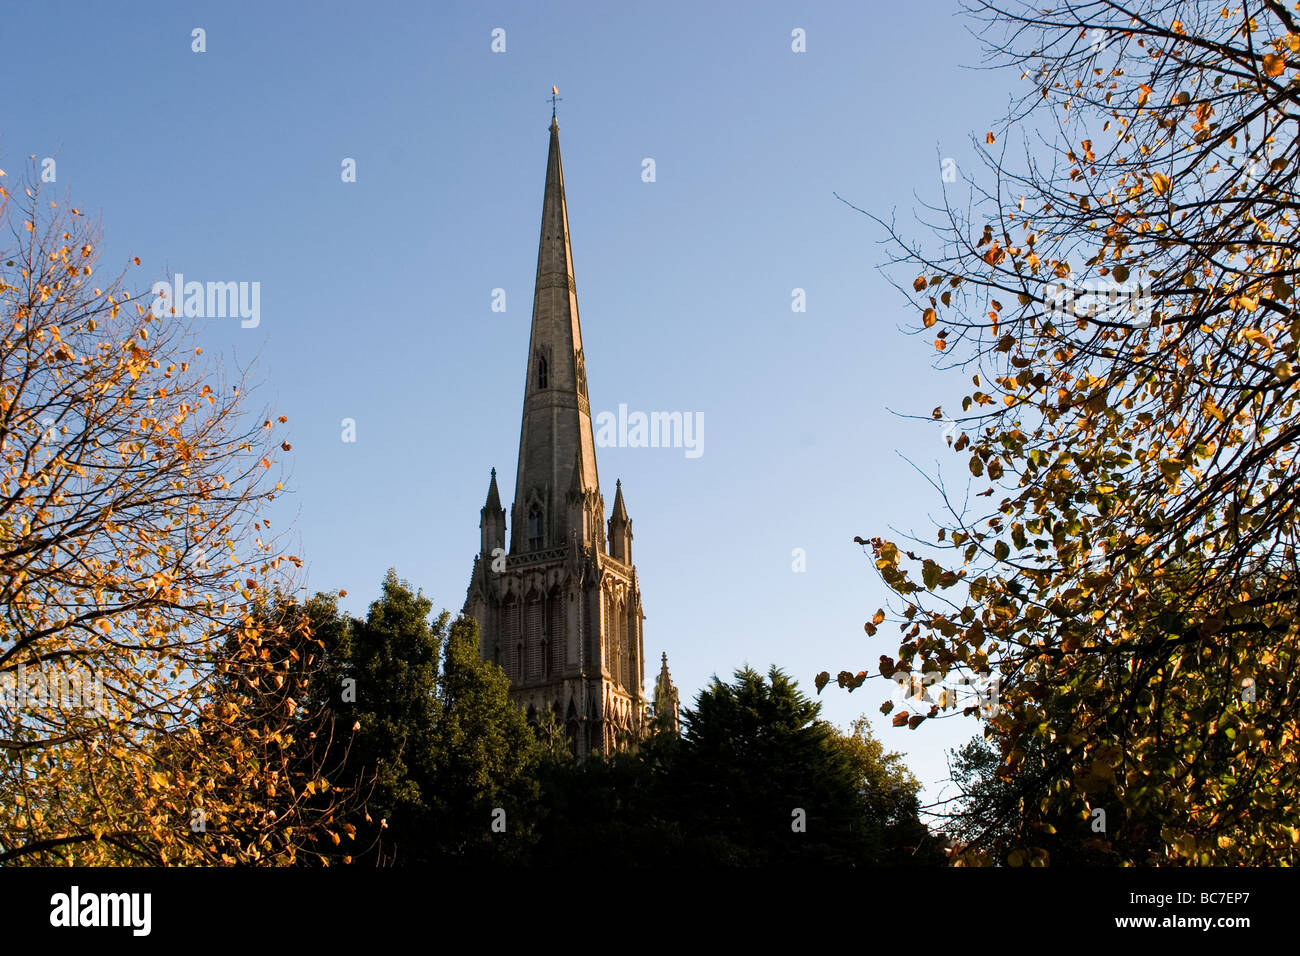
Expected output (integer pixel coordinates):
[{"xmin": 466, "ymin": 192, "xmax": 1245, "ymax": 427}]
[{"xmin": 465, "ymin": 107, "xmax": 648, "ymax": 757}]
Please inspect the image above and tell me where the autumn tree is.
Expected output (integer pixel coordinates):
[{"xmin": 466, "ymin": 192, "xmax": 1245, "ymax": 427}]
[
  {"xmin": 0, "ymin": 168, "xmax": 350, "ymax": 863},
  {"xmin": 837, "ymin": 0, "xmax": 1300, "ymax": 864},
  {"xmin": 940, "ymin": 732, "xmax": 1158, "ymax": 865}
]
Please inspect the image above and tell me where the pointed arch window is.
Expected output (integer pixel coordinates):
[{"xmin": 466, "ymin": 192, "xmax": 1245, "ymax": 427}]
[{"xmin": 537, "ymin": 356, "xmax": 548, "ymax": 389}]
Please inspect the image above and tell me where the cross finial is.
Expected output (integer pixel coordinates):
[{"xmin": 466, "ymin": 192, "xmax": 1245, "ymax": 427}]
[{"xmin": 549, "ymin": 85, "xmax": 562, "ymax": 119}]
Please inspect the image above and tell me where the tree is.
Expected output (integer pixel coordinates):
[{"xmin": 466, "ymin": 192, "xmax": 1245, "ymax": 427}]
[
  {"xmin": 0, "ymin": 168, "xmax": 344, "ymax": 864},
  {"xmin": 529, "ymin": 740, "xmax": 684, "ymax": 866},
  {"xmin": 941, "ymin": 733, "xmax": 1157, "ymax": 865},
  {"xmin": 304, "ymin": 574, "xmax": 538, "ymax": 864},
  {"xmin": 831, "ymin": 716, "xmax": 946, "ymax": 864},
  {"xmin": 527, "ymin": 666, "xmax": 941, "ymax": 866},
  {"xmin": 837, "ymin": 0, "xmax": 1300, "ymax": 863},
  {"xmin": 427, "ymin": 615, "xmax": 537, "ymax": 863},
  {"xmin": 674, "ymin": 666, "xmax": 936, "ymax": 864},
  {"xmin": 183, "ymin": 590, "xmax": 368, "ymax": 865},
  {"xmin": 303, "ymin": 571, "xmax": 444, "ymax": 864}
]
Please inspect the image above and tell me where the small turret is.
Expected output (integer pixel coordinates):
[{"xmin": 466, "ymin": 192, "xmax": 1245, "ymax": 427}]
[
  {"xmin": 607, "ymin": 479, "xmax": 632, "ymax": 564},
  {"xmin": 480, "ymin": 468, "xmax": 505, "ymax": 558},
  {"xmin": 653, "ymin": 652, "xmax": 680, "ymax": 735}
]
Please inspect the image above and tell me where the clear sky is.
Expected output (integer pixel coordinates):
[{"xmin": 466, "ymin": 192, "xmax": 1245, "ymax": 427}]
[{"xmin": 3, "ymin": 0, "xmax": 1019, "ymax": 808}]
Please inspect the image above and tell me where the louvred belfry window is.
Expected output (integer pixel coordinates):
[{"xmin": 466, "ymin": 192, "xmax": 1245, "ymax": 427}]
[
  {"xmin": 549, "ymin": 592, "xmax": 565, "ymax": 674},
  {"xmin": 526, "ymin": 597, "xmax": 543, "ymax": 680},
  {"xmin": 504, "ymin": 600, "xmax": 521, "ymax": 681}
]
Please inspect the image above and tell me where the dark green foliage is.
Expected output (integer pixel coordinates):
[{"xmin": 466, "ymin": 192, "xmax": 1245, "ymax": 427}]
[
  {"xmin": 304, "ymin": 571, "xmax": 535, "ymax": 865},
  {"xmin": 672, "ymin": 666, "xmax": 936, "ymax": 864},
  {"xmin": 531, "ymin": 729, "xmax": 684, "ymax": 865},
  {"xmin": 300, "ymin": 572, "xmax": 940, "ymax": 866},
  {"xmin": 306, "ymin": 572, "xmax": 443, "ymax": 863},
  {"xmin": 530, "ymin": 666, "xmax": 944, "ymax": 866},
  {"xmin": 831, "ymin": 716, "xmax": 945, "ymax": 864},
  {"xmin": 426, "ymin": 616, "xmax": 537, "ymax": 862}
]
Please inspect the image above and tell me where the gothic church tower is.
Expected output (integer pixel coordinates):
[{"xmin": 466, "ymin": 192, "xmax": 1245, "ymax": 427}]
[{"xmin": 465, "ymin": 109, "xmax": 648, "ymax": 757}]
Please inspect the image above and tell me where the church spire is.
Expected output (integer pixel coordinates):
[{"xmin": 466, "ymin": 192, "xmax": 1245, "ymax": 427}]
[
  {"xmin": 465, "ymin": 105, "xmax": 650, "ymax": 760},
  {"xmin": 511, "ymin": 107, "xmax": 600, "ymax": 553}
]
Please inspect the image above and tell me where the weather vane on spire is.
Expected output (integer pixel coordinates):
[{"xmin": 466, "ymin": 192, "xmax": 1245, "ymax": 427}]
[{"xmin": 549, "ymin": 85, "xmax": 562, "ymax": 119}]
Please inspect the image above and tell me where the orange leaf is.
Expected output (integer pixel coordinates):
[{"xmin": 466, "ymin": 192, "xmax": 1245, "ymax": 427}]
[{"xmin": 1264, "ymin": 53, "xmax": 1286, "ymax": 77}]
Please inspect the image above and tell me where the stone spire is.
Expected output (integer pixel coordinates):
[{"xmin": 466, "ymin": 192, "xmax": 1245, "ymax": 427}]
[
  {"xmin": 610, "ymin": 479, "xmax": 628, "ymax": 522},
  {"xmin": 510, "ymin": 112, "xmax": 601, "ymax": 554},
  {"xmin": 465, "ymin": 108, "xmax": 649, "ymax": 760},
  {"xmin": 480, "ymin": 467, "xmax": 505, "ymax": 558},
  {"xmin": 653, "ymin": 652, "xmax": 680, "ymax": 735},
  {"xmin": 607, "ymin": 479, "xmax": 632, "ymax": 564},
  {"xmin": 484, "ymin": 467, "xmax": 502, "ymax": 512}
]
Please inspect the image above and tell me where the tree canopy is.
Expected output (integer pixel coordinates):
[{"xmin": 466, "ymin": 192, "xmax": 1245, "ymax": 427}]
[
  {"xmin": 836, "ymin": 0, "xmax": 1300, "ymax": 864},
  {"xmin": 303, "ymin": 572, "xmax": 536, "ymax": 865},
  {"xmin": 0, "ymin": 170, "xmax": 351, "ymax": 864}
]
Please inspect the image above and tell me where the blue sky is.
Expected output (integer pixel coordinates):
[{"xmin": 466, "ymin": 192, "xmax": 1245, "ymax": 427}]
[{"xmin": 3, "ymin": 1, "xmax": 1018, "ymax": 806}]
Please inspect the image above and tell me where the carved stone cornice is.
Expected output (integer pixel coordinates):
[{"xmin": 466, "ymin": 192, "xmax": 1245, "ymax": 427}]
[{"xmin": 507, "ymin": 546, "xmax": 569, "ymax": 570}]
